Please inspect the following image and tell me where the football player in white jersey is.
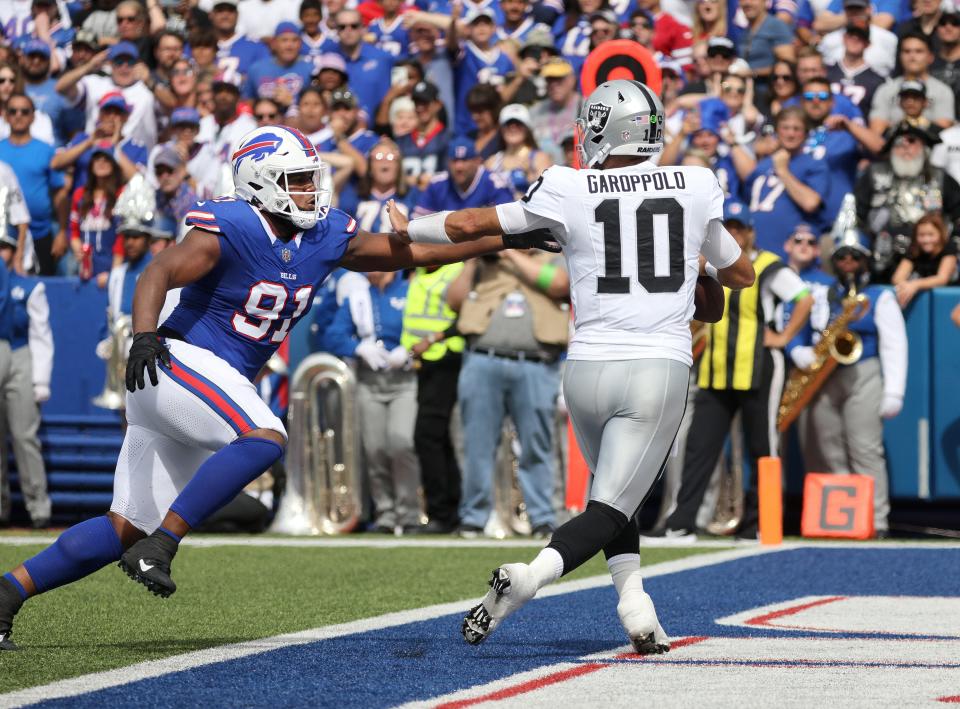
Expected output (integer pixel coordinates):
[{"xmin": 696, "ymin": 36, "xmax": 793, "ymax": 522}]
[{"xmin": 388, "ymin": 79, "xmax": 755, "ymax": 654}]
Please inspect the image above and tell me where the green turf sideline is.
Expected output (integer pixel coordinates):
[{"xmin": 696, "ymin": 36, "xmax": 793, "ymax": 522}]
[
  {"xmin": 2, "ymin": 533, "xmax": 959, "ymax": 549},
  {"xmin": 0, "ymin": 544, "xmax": 730, "ymax": 696}
]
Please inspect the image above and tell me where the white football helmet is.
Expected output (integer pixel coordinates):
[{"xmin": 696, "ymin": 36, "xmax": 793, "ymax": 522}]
[
  {"xmin": 232, "ymin": 126, "xmax": 332, "ymax": 230},
  {"xmin": 575, "ymin": 79, "xmax": 665, "ymax": 168}
]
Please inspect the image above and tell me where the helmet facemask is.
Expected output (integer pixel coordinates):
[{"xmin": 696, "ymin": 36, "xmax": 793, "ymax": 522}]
[{"xmin": 259, "ymin": 162, "xmax": 332, "ymax": 230}]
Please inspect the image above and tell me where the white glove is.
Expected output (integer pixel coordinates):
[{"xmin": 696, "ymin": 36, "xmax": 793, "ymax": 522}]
[
  {"xmin": 95, "ymin": 338, "xmax": 111, "ymax": 360},
  {"xmin": 355, "ymin": 340, "xmax": 388, "ymax": 370},
  {"xmin": 385, "ymin": 345, "xmax": 411, "ymax": 370},
  {"xmin": 880, "ymin": 394, "xmax": 903, "ymax": 419},
  {"xmin": 790, "ymin": 346, "xmax": 816, "ymax": 370},
  {"xmin": 33, "ymin": 384, "xmax": 50, "ymax": 403}
]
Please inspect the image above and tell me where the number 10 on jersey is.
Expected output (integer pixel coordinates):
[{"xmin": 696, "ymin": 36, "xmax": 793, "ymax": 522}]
[
  {"xmin": 232, "ymin": 281, "xmax": 313, "ymax": 343},
  {"xmin": 595, "ymin": 197, "xmax": 685, "ymax": 294}
]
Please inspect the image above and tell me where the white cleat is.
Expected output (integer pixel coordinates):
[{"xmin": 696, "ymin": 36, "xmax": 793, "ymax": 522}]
[
  {"xmin": 461, "ymin": 563, "xmax": 538, "ymax": 645},
  {"xmin": 617, "ymin": 585, "xmax": 671, "ymax": 655}
]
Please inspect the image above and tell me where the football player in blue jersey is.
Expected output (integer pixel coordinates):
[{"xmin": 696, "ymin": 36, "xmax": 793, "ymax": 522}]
[{"xmin": 0, "ymin": 125, "xmax": 554, "ymax": 651}]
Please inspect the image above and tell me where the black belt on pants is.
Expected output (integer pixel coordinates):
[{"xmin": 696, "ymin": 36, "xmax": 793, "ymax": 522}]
[{"xmin": 467, "ymin": 346, "xmax": 558, "ymax": 364}]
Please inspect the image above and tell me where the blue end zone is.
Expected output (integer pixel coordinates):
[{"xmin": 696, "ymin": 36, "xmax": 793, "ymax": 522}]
[{"xmin": 26, "ymin": 548, "xmax": 960, "ymax": 709}]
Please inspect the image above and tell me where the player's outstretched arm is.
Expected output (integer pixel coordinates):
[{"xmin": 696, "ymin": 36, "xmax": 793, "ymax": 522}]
[
  {"xmin": 701, "ymin": 219, "xmax": 755, "ymax": 290},
  {"xmin": 339, "ymin": 230, "xmax": 506, "ymax": 273},
  {"xmin": 132, "ymin": 228, "xmax": 221, "ymax": 334}
]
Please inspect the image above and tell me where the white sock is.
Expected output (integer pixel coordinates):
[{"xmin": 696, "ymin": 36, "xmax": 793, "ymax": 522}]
[
  {"xmin": 528, "ymin": 547, "xmax": 564, "ymax": 590},
  {"xmin": 607, "ymin": 553, "xmax": 642, "ymax": 598}
]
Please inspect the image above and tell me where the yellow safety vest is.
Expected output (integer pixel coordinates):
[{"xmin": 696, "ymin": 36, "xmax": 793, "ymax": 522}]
[
  {"xmin": 400, "ymin": 264, "xmax": 466, "ymax": 361},
  {"xmin": 698, "ymin": 250, "xmax": 784, "ymax": 391}
]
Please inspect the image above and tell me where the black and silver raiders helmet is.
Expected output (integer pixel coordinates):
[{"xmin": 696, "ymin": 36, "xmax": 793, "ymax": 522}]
[{"xmin": 575, "ymin": 79, "xmax": 665, "ymax": 168}]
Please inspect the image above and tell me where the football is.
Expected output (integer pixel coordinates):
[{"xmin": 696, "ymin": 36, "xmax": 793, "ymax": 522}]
[{"xmin": 694, "ymin": 275, "xmax": 725, "ymax": 323}]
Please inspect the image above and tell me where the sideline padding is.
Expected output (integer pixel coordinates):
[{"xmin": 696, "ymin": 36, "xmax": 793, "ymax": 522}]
[{"xmin": 801, "ymin": 473, "xmax": 874, "ymax": 539}]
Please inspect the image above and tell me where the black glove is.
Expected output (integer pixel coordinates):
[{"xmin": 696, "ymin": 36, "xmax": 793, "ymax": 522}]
[
  {"xmin": 503, "ymin": 228, "xmax": 562, "ymax": 253},
  {"xmin": 125, "ymin": 332, "xmax": 172, "ymax": 393}
]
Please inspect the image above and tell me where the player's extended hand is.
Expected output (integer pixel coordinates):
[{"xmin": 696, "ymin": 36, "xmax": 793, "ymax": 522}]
[
  {"xmin": 125, "ymin": 332, "xmax": 172, "ymax": 392},
  {"xmin": 503, "ymin": 228, "xmax": 561, "ymax": 253},
  {"xmin": 386, "ymin": 200, "xmax": 411, "ymax": 242}
]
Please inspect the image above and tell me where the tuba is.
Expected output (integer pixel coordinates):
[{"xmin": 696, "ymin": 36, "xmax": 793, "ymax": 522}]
[
  {"xmin": 485, "ymin": 420, "xmax": 531, "ymax": 538},
  {"xmin": 777, "ymin": 285, "xmax": 868, "ymax": 432},
  {"xmin": 269, "ymin": 354, "xmax": 363, "ymax": 534},
  {"xmin": 92, "ymin": 313, "xmax": 133, "ymax": 410},
  {"xmin": 777, "ymin": 193, "xmax": 870, "ymax": 432}
]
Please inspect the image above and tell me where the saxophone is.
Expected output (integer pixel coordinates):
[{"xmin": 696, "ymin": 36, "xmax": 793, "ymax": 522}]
[{"xmin": 777, "ymin": 284, "xmax": 869, "ymax": 432}]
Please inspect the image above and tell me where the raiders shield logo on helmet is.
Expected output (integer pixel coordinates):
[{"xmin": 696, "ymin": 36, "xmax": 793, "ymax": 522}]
[{"xmin": 588, "ymin": 102, "xmax": 612, "ymax": 132}]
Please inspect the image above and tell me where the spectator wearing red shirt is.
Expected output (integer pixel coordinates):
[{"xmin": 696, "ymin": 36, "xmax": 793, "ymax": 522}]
[
  {"xmin": 639, "ymin": 0, "xmax": 694, "ymax": 70},
  {"xmin": 69, "ymin": 143, "xmax": 124, "ymax": 288}
]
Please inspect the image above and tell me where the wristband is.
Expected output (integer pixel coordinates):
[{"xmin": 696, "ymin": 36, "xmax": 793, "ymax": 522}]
[
  {"xmin": 407, "ymin": 210, "xmax": 453, "ymax": 244},
  {"xmin": 704, "ymin": 264, "xmax": 719, "ymax": 281},
  {"xmin": 536, "ymin": 262, "xmax": 557, "ymax": 290}
]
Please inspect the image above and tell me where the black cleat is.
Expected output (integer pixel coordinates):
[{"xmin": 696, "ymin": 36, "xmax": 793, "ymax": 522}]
[
  {"xmin": 118, "ymin": 530, "xmax": 179, "ymax": 598},
  {"xmin": 0, "ymin": 576, "xmax": 24, "ymax": 651}
]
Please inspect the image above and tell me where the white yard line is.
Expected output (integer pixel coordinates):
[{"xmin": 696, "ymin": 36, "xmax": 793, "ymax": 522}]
[{"xmin": 0, "ymin": 546, "xmax": 774, "ymax": 708}]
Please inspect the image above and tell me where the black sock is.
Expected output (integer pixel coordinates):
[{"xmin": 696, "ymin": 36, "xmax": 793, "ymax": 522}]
[
  {"xmin": 602, "ymin": 513, "xmax": 640, "ymax": 561},
  {"xmin": 548, "ymin": 500, "xmax": 629, "ymax": 576},
  {"xmin": 0, "ymin": 576, "xmax": 25, "ymax": 633}
]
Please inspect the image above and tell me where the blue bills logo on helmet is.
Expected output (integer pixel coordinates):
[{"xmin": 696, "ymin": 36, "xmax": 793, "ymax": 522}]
[
  {"xmin": 588, "ymin": 102, "xmax": 611, "ymax": 132},
  {"xmin": 232, "ymin": 132, "xmax": 284, "ymax": 168}
]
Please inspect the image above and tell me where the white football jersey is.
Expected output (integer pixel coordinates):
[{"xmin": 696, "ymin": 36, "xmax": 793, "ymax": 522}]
[{"xmin": 507, "ymin": 163, "xmax": 733, "ymax": 365}]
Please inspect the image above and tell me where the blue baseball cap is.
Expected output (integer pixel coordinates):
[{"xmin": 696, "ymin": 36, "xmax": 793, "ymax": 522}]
[
  {"xmin": 170, "ymin": 107, "xmax": 201, "ymax": 126},
  {"xmin": 22, "ymin": 39, "xmax": 51, "ymax": 58},
  {"xmin": 448, "ymin": 137, "xmax": 478, "ymax": 160},
  {"xmin": 275, "ymin": 21, "xmax": 301, "ymax": 35},
  {"xmin": 108, "ymin": 41, "xmax": 139, "ymax": 61},
  {"xmin": 697, "ymin": 97, "xmax": 729, "ymax": 137},
  {"xmin": 723, "ymin": 200, "xmax": 753, "ymax": 226},
  {"xmin": 90, "ymin": 140, "xmax": 116, "ymax": 160}
]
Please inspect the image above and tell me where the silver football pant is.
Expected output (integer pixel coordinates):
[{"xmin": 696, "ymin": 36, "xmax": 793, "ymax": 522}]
[{"xmin": 563, "ymin": 358, "xmax": 690, "ymax": 518}]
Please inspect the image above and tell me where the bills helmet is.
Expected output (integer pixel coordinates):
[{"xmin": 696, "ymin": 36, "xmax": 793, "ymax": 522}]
[
  {"xmin": 232, "ymin": 126, "xmax": 332, "ymax": 230},
  {"xmin": 575, "ymin": 80, "xmax": 665, "ymax": 168}
]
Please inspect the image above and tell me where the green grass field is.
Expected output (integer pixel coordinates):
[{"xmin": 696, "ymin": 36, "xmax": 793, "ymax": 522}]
[{"xmin": 0, "ymin": 540, "xmax": 711, "ymax": 694}]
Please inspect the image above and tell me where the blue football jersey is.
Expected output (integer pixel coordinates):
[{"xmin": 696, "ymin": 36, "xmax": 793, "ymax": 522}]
[
  {"xmin": 165, "ymin": 197, "xmax": 358, "ymax": 380},
  {"xmin": 803, "ymin": 127, "xmax": 859, "ymax": 225},
  {"xmin": 454, "ymin": 43, "xmax": 514, "ymax": 135},
  {"xmin": 368, "ymin": 16, "xmax": 410, "ymax": 58},
  {"xmin": 413, "ymin": 167, "xmax": 514, "ymax": 216},
  {"xmin": 216, "ymin": 36, "xmax": 271, "ymax": 84},
  {"xmin": 746, "ymin": 153, "xmax": 830, "ymax": 257}
]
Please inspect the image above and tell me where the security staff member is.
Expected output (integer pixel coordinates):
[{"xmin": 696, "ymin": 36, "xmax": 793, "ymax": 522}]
[
  {"xmin": 0, "ymin": 233, "xmax": 52, "ymax": 529},
  {"xmin": 401, "ymin": 263, "xmax": 465, "ymax": 534},
  {"xmin": 647, "ymin": 202, "xmax": 813, "ymax": 542}
]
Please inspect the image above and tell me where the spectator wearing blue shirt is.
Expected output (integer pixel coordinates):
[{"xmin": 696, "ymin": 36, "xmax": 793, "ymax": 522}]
[
  {"xmin": 244, "ymin": 22, "xmax": 314, "ymax": 108},
  {"xmin": 314, "ymin": 87, "xmax": 380, "ymax": 216},
  {"xmin": 413, "ymin": 137, "xmax": 514, "ymax": 216},
  {"xmin": 19, "ymin": 40, "xmax": 67, "ymax": 146},
  {"xmin": 796, "ymin": 0, "xmax": 898, "ymax": 35},
  {"xmin": 737, "ymin": 0, "xmax": 796, "ymax": 79},
  {"xmin": 355, "ymin": 140, "xmax": 419, "ymax": 233},
  {"xmin": 497, "ymin": 0, "xmax": 538, "ymax": 43},
  {"xmin": 51, "ymin": 92, "xmax": 146, "ymax": 191},
  {"xmin": 396, "ymin": 81, "xmax": 449, "ymax": 191},
  {"xmin": 746, "ymin": 107, "xmax": 829, "ymax": 257},
  {"xmin": 409, "ymin": 18, "xmax": 456, "ymax": 128},
  {"xmin": 450, "ymin": 7, "xmax": 514, "ymax": 136},
  {"xmin": 368, "ymin": 0, "xmax": 411, "ymax": 58},
  {"xmin": 328, "ymin": 8, "xmax": 395, "ymax": 120},
  {"xmin": 799, "ymin": 76, "xmax": 882, "ymax": 224},
  {"xmin": 0, "ymin": 93, "xmax": 67, "ymax": 275},
  {"xmin": 781, "ymin": 223, "xmax": 836, "ymax": 371},
  {"xmin": 298, "ymin": 0, "xmax": 330, "ymax": 73},
  {"xmin": 211, "ymin": 0, "xmax": 271, "ymax": 85}
]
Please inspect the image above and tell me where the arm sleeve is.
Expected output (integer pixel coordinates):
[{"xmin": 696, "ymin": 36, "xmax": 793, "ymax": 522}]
[
  {"xmin": 874, "ymin": 288, "xmax": 908, "ymax": 400},
  {"xmin": 323, "ymin": 296, "xmax": 361, "ymax": 358},
  {"xmin": 495, "ymin": 200, "xmax": 564, "ymax": 234},
  {"xmin": 5, "ymin": 168, "xmax": 30, "ymax": 227},
  {"xmin": 701, "ymin": 219, "xmax": 742, "ymax": 269},
  {"xmin": 768, "ymin": 267, "xmax": 810, "ymax": 302},
  {"xmin": 26, "ymin": 283, "xmax": 53, "ymax": 389}
]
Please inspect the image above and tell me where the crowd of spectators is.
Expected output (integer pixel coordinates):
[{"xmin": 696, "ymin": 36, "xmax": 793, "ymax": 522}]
[{"xmin": 0, "ymin": 0, "xmax": 958, "ymax": 536}]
